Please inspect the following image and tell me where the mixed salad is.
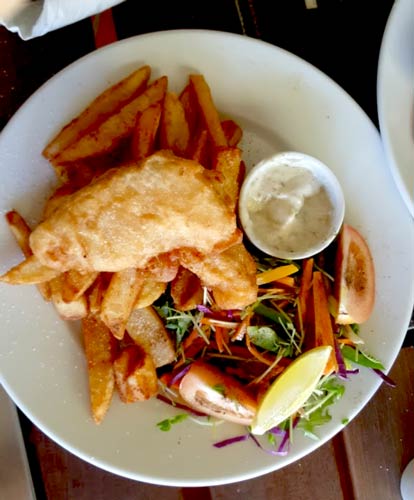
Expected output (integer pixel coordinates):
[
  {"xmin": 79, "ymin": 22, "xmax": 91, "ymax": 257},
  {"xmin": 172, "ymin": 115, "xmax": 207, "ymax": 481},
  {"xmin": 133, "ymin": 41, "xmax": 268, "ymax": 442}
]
[{"xmin": 152, "ymin": 239, "xmax": 394, "ymax": 456}]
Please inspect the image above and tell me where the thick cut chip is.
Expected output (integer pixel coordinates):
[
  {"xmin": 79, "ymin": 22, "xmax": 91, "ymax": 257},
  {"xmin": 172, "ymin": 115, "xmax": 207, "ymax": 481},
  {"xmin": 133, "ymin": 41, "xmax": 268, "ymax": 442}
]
[
  {"xmin": 126, "ymin": 306, "xmax": 175, "ymax": 368},
  {"xmin": 4, "ymin": 210, "xmax": 51, "ymax": 300},
  {"xmin": 170, "ymin": 267, "xmax": 203, "ymax": 311},
  {"xmin": 133, "ymin": 279, "xmax": 166, "ymax": 309},
  {"xmin": 87, "ymin": 273, "xmax": 109, "ymax": 315},
  {"xmin": 55, "ymin": 76, "xmax": 167, "ymax": 163},
  {"xmin": 160, "ymin": 92, "xmax": 190, "ymax": 156},
  {"xmin": 0, "ymin": 255, "xmax": 59, "ymax": 284},
  {"xmin": 211, "ymin": 146, "xmax": 243, "ymax": 213},
  {"xmin": 189, "ymin": 75, "xmax": 227, "ymax": 148},
  {"xmin": 180, "ymin": 243, "xmax": 257, "ymax": 310},
  {"xmin": 221, "ymin": 119, "xmax": 243, "ymax": 147},
  {"xmin": 43, "ymin": 65, "xmax": 151, "ymax": 160},
  {"xmin": 131, "ymin": 102, "xmax": 162, "ymax": 161},
  {"xmin": 82, "ymin": 315, "xmax": 117, "ymax": 423},
  {"xmin": 188, "ymin": 128, "xmax": 209, "ymax": 168},
  {"xmin": 113, "ymin": 345, "xmax": 158, "ymax": 403},
  {"xmin": 49, "ymin": 275, "xmax": 88, "ymax": 320},
  {"xmin": 5, "ymin": 210, "xmax": 32, "ymax": 256},
  {"xmin": 100, "ymin": 268, "xmax": 143, "ymax": 340},
  {"xmin": 179, "ymin": 83, "xmax": 199, "ymax": 135},
  {"xmin": 61, "ymin": 270, "xmax": 99, "ymax": 303},
  {"xmin": 29, "ymin": 151, "xmax": 241, "ymax": 273}
]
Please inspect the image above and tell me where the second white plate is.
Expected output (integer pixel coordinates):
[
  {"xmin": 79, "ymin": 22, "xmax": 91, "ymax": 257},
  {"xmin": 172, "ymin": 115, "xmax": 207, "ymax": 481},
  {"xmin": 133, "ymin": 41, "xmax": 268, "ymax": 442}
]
[{"xmin": 377, "ymin": 0, "xmax": 414, "ymax": 217}]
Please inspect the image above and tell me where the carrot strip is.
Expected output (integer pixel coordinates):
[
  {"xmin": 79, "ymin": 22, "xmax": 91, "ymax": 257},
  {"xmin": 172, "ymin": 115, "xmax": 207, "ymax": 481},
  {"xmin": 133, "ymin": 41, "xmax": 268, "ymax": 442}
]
[
  {"xmin": 337, "ymin": 338, "xmax": 355, "ymax": 346},
  {"xmin": 298, "ymin": 258, "xmax": 314, "ymax": 328},
  {"xmin": 200, "ymin": 317, "xmax": 239, "ymax": 328},
  {"xmin": 256, "ymin": 264, "xmax": 298, "ymax": 286},
  {"xmin": 274, "ymin": 276, "xmax": 296, "ymax": 288},
  {"xmin": 215, "ymin": 326, "xmax": 225, "ymax": 353},
  {"xmin": 312, "ymin": 271, "xmax": 338, "ymax": 374},
  {"xmin": 245, "ymin": 334, "xmax": 274, "ymax": 366},
  {"xmin": 231, "ymin": 313, "xmax": 251, "ymax": 341},
  {"xmin": 182, "ymin": 328, "xmax": 199, "ymax": 350}
]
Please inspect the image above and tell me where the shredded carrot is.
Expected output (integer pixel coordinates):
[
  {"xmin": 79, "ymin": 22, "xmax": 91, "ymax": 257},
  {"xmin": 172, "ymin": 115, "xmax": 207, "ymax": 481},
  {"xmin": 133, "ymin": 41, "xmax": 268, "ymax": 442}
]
[
  {"xmin": 273, "ymin": 276, "xmax": 296, "ymax": 288},
  {"xmin": 298, "ymin": 258, "xmax": 314, "ymax": 328},
  {"xmin": 215, "ymin": 326, "xmax": 225, "ymax": 353},
  {"xmin": 159, "ymin": 372, "xmax": 173, "ymax": 386},
  {"xmin": 312, "ymin": 271, "xmax": 338, "ymax": 374},
  {"xmin": 256, "ymin": 264, "xmax": 298, "ymax": 286},
  {"xmin": 337, "ymin": 337, "xmax": 355, "ymax": 346},
  {"xmin": 182, "ymin": 328, "xmax": 199, "ymax": 350},
  {"xmin": 245, "ymin": 334, "xmax": 274, "ymax": 366},
  {"xmin": 200, "ymin": 317, "xmax": 239, "ymax": 328},
  {"xmin": 231, "ymin": 313, "xmax": 251, "ymax": 341}
]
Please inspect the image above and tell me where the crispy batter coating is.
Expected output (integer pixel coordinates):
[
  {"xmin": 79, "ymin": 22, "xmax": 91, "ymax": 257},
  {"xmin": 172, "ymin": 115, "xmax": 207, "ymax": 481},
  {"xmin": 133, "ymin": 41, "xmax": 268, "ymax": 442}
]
[
  {"xmin": 29, "ymin": 151, "xmax": 241, "ymax": 272},
  {"xmin": 180, "ymin": 243, "xmax": 258, "ymax": 310}
]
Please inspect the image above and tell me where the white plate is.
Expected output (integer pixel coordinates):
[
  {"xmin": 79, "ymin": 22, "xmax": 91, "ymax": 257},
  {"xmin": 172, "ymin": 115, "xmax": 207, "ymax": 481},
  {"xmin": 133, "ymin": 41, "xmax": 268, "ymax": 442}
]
[
  {"xmin": 0, "ymin": 385, "xmax": 35, "ymax": 499},
  {"xmin": 0, "ymin": 30, "xmax": 413, "ymax": 487},
  {"xmin": 377, "ymin": 0, "xmax": 414, "ymax": 217}
]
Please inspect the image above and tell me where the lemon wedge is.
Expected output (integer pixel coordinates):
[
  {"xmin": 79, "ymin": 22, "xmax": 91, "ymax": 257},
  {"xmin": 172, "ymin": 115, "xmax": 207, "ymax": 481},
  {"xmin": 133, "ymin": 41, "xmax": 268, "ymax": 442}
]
[{"xmin": 250, "ymin": 346, "xmax": 333, "ymax": 435}]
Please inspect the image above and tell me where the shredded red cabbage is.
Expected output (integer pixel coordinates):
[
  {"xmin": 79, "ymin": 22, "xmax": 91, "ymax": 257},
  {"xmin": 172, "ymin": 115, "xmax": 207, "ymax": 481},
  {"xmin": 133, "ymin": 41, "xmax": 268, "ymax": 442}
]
[
  {"xmin": 213, "ymin": 434, "xmax": 250, "ymax": 448},
  {"xmin": 268, "ymin": 426, "xmax": 287, "ymax": 437},
  {"xmin": 249, "ymin": 433, "xmax": 283, "ymax": 456},
  {"xmin": 372, "ymin": 368, "xmax": 397, "ymax": 387},
  {"xmin": 334, "ymin": 339, "xmax": 348, "ymax": 380},
  {"xmin": 197, "ymin": 304, "xmax": 213, "ymax": 315},
  {"xmin": 196, "ymin": 304, "xmax": 240, "ymax": 321},
  {"xmin": 346, "ymin": 368, "xmax": 360, "ymax": 375},
  {"xmin": 169, "ymin": 363, "xmax": 191, "ymax": 386}
]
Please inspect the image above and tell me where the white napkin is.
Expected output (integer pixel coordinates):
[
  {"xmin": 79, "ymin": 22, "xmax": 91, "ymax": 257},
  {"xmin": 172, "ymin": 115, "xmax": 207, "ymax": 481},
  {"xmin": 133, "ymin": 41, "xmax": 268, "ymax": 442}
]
[{"xmin": 0, "ymin": 0, "xmax": 124, "ymax": 40}]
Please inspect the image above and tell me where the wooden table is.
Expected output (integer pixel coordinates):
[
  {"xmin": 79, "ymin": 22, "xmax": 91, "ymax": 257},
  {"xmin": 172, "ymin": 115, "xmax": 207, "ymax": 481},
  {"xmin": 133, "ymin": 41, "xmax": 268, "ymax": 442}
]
[{"xmin": 1, "ymin": 1, "xmax": 413, "ymax": 498}]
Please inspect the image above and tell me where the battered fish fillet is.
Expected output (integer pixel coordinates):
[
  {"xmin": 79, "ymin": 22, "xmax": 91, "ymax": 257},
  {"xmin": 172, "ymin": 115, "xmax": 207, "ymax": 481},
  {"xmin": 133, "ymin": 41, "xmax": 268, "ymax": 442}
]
[
  {"xmin": 180, "ymin": 243, "xmax": 258, "ymax": 310},
  {"xmin": 29, "ymin": 151, "xmax": 241, "ymax": 272}
]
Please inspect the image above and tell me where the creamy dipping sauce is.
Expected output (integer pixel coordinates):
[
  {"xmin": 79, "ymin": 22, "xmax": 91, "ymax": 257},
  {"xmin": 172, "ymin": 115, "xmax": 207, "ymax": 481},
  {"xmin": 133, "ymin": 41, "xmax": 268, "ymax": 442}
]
[
  {"xmin": 245, "ymin": 165, "xmax": 333, "ymax": 255},
  {"xmin": 239, "ymin": 152, "xmax": 345, "ymax": 259}
]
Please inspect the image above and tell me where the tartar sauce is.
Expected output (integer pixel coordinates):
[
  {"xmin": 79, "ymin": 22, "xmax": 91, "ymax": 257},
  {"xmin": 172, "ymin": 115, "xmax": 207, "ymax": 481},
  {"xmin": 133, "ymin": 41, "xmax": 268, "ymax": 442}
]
[{"xmin": 239, "ymin": 152, "xmax": 344, "ymax": 259}]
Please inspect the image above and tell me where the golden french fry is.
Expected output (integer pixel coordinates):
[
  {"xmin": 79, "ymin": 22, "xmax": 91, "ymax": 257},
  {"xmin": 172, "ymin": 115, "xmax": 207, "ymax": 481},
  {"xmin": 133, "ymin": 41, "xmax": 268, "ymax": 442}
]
[
  {"xmin": 170, "ymin": 267, "xmax": 203, "ymax": 311},
  {"xmin": 55, "ymin": 76, "xmax": 168, "ymax": 163},
  {"xmin": 87, "ymin": 273, "xmax": 109, "ymax": 315},
  {"xmin": 113, "ymin": 345, "xmax": 158, "ymax": 403},
  {"xmin": 5, "ymin": 210, "xmax": 32, "ymax": 256},
  {"xmin": 4, "ymin": 211, "xmax": 52, "ymax": 300},
  {"xmin": 221, "ymin": 119, "xmax": 243, "ymax": 147},
  {"xmin": 131, "ymin": 102, "xmax": 162, "ymax": 161},
  {"xmin": 49, "ymin": 275, "xmax": 88, "ymax": 320},
  {"xmin": 43, "ymin": 65, "xmax": 151, "ymax": 160},
  {"xmin": 0, "ymin": 255, "xmax": 59, "ymax": 285},
  {"xmin": 133, "ymin": 279, "xmax": 166, "ymax": 309},
  {"xmin": 211, "ymin": 146, "xmax": 243, "ymax": 213},
  {"xmin": 189, "ymin": 74, "xmax": 227, "ymax": 148},
  {"xmin": 82, "ymin": 315, "xmax": 117, "ymax": 423},
  {"xmin": 188, "ymin": 128, "xmax": 209, "ymax": 167},
  {"xmin": 179, "ymin": 83, "xmax": 198, "ymax": 135},
  {"xmin": 160, "ymin": 92, "xmax": 190, "ymax": 156},
  {"xmin": 126, "ymin": 306, "xmax": 175, "ymax": 368},
  {"xmin": 61, "ymin": 270, "xmax": 99, "ymax": 303},
  {"xmin": 100, "ymin": 268, "xmax": 143, "ymax": 339}
]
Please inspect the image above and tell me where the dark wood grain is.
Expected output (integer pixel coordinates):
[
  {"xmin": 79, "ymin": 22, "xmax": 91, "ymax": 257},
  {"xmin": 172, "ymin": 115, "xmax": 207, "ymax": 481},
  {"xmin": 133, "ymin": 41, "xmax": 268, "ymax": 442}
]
[{"xmin": 342, "ymin": 347, "xmax": 414, "ymax": 500}]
